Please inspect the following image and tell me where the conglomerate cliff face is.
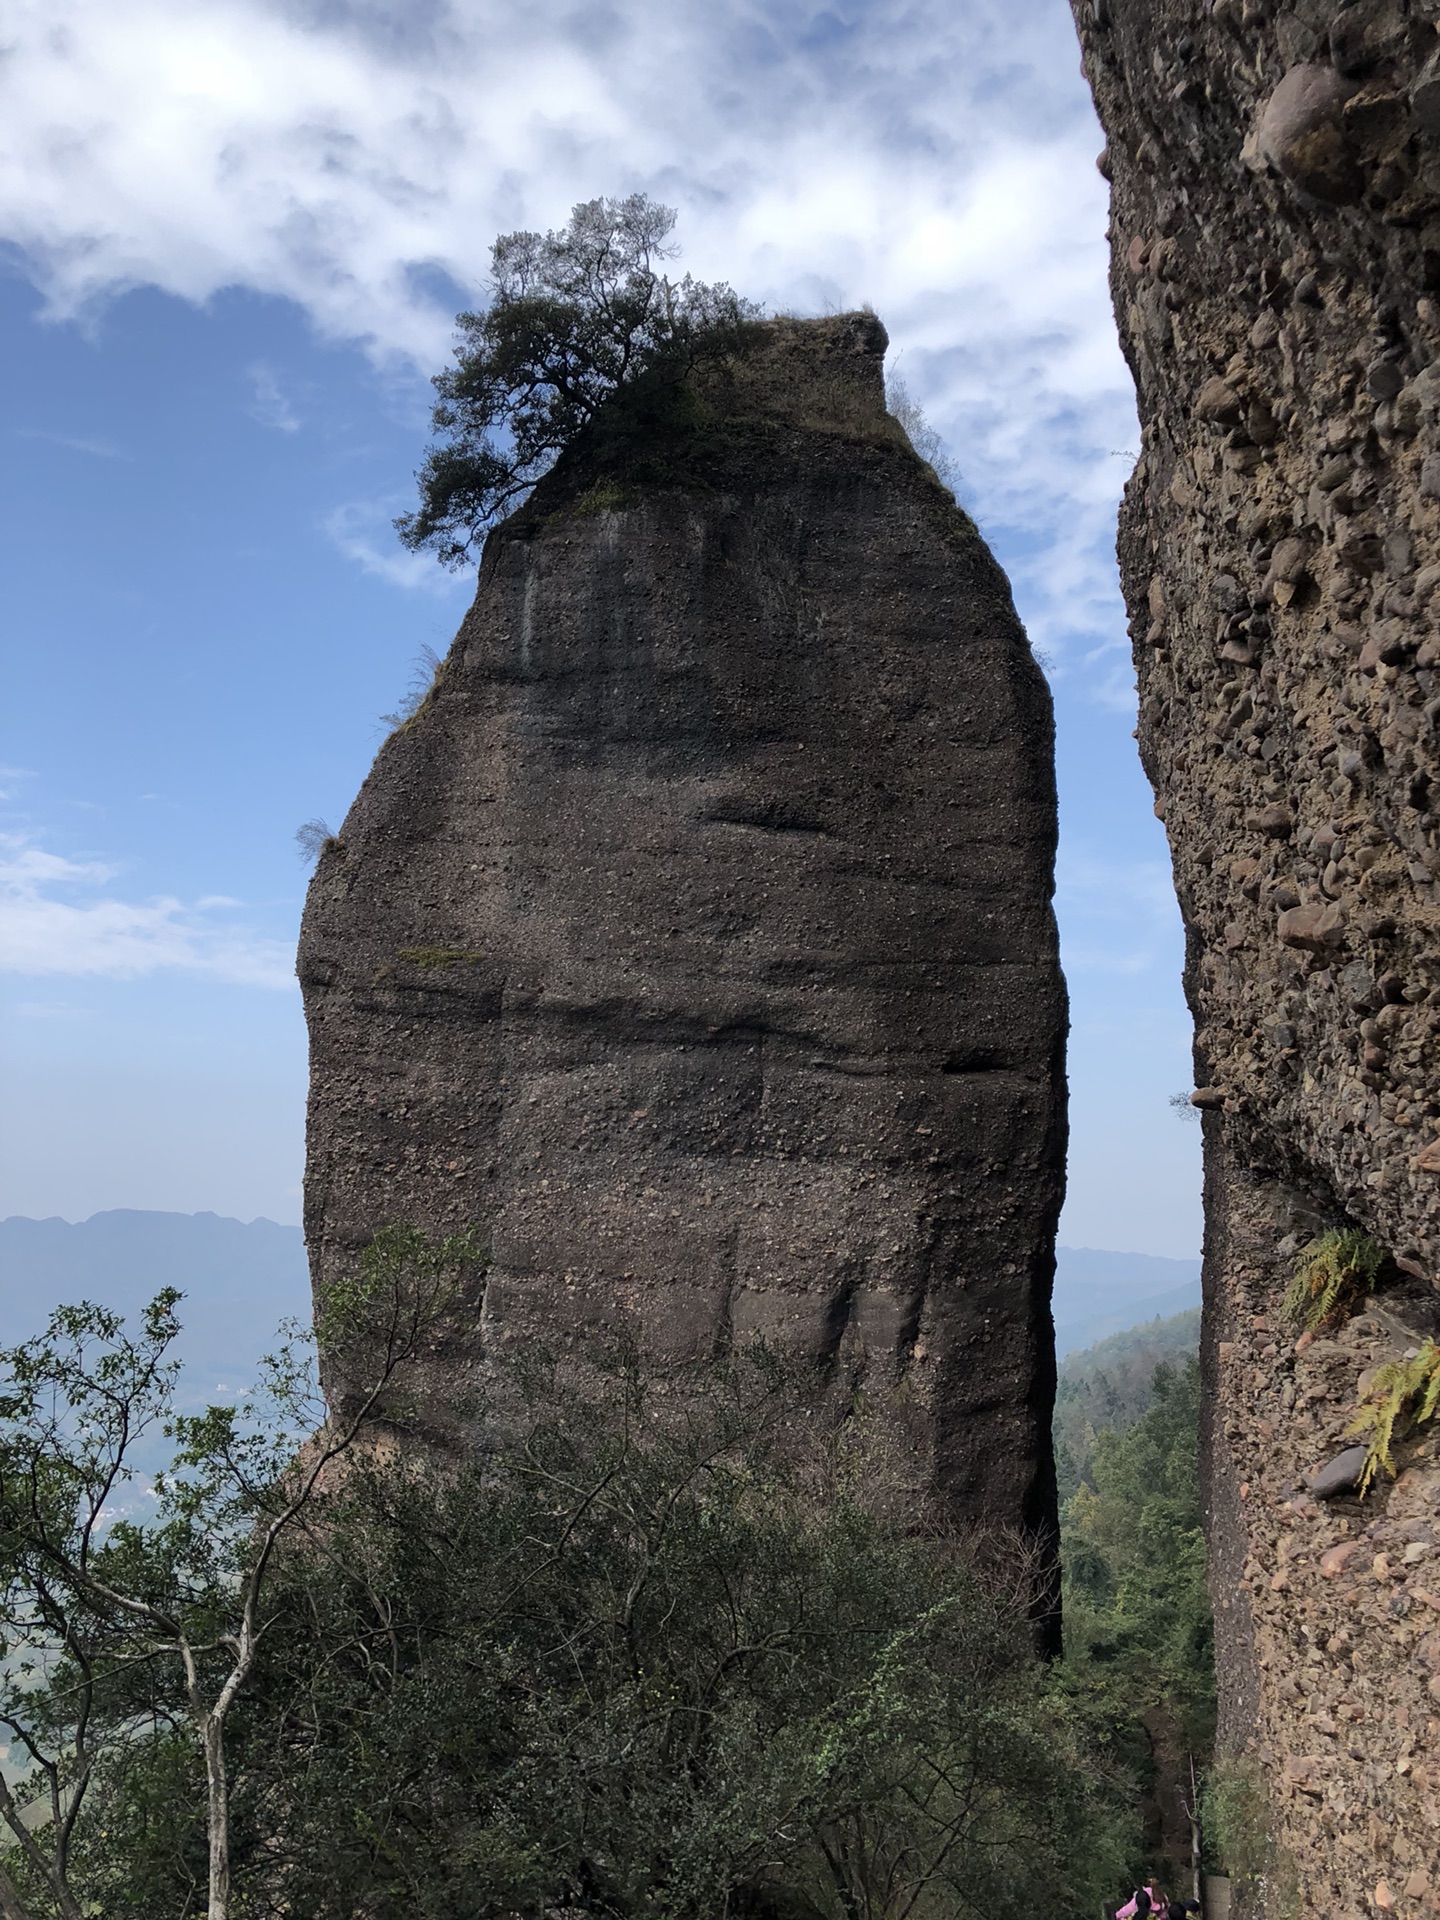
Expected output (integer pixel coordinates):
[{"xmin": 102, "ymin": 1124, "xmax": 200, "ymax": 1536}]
[
  {"xmin": 300, "ymin": 315, "xmax": 1065, "ymax": 1546},
  {"xmin": 1074, "ymin": 2, "xmax": 1440, "ymax": 1910}
]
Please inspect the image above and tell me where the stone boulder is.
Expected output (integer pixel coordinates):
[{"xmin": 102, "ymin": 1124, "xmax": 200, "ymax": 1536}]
[{"xmin": 300, "ymin": 314, "xmax": 1066, "ymax": 1547}]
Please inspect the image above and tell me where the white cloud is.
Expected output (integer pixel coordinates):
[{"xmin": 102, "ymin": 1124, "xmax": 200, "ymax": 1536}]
[
  {"xmin": 324, "ymin": 498, "xmax": 472, "ymax": 593},
  {"xmin": 0, "ymin": 838, "xmax": 295, "ymax": 989},
  {"xmin": 247, "ymin": 361, "xmax": 300, "ymax": 431},
  {"xmin": 0, "ymin": 768, "xmax": 38, "ymax": 804},
  {"xmin": 0, "ymin": 0, "xmax": 1135, "ymax": 683}
]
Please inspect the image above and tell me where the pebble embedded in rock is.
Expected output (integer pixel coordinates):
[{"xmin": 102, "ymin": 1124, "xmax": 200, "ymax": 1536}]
[
  {"xmin": 1257, "ymin": 64, "xmax": 1363, "ymax": 203},
  {"xmin": 1196, "ymin": 376, "xmax": 1244, "ymax": 423},
  {"xmin": 1321, "ymin": 1540, "xmax": 1363, "ymax": 1576},
  {"xmin": 1307, "ymin": 1446, "xmax": 1370, "ymax": 1498},
  {"xmin": 1413, "ymin": 56, "xmax": 1440, "ymax": 137},
  {"xmin": 1250, "ymin": 802, "xmax": 1294, "ymax": 836},
  {"xmin": 1367, "ymin": 361, "xmax": 1405, "ymax": 403},
  {"xmin": 1278, "ymin": 902, "xmax": 1347, "ymax": 952}
]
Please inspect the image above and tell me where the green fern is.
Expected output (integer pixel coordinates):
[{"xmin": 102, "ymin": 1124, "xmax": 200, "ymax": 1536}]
[
  {"xmin": 1283, "ymin": 1228, "xmax": 1384, "ymax": 1332},
  {"xmin": 1346, "ymin": 1340, "xmax": 1440, "ymax": 1492}
]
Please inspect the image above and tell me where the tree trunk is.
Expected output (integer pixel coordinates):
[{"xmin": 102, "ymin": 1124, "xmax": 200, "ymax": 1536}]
[
  {"xmin": 0, "ymin": 1773, "xmax": 82, "ymax": 1920},
  {"xmin": 0, "ymin": 1862, "xmax": 33, "ymax": 1920},
  {"xmin": 202, "ymin": 1712, "xmax": 230, "ymax": 1920}
]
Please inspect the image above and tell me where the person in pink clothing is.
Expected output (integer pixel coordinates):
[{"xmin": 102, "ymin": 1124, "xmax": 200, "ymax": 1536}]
[{"xmin": 1116, "ymin": 1888, "xmax": 1162, "ymax": 1919}]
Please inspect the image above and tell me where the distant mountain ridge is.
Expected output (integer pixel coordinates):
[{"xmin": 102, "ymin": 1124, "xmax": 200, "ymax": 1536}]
[
  {"xmin": 0, "ymin": 1213, "xmax": 1201, "ymax": 1382},
  {"xmin": 0, "ymin": 1210, "xmax": 311, "ymax": 1404},
  {"xmin": 1049, "ymin": 1245, "xmax": 1200, "ymax": 1356}
]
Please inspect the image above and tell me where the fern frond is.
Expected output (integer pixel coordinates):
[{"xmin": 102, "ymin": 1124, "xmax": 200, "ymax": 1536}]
[
  {"xmin": 1285, "ymin": 1229, "xmax": 1385, "ymax": 1331},
  {"xmin": 1346, "ymin": 1343, "xmax": 1440, "ymax": 1492},
  {"xmin": 1419, "ymin": 1343, "xmax": 1440, "ymax": 1425}
]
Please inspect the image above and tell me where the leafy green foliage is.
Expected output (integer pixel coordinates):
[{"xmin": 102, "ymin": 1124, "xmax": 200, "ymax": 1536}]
[
  {"xmin": 6, "ymin": 1336, "xmax": 1134, "ymax": 1920},
  {"xmin": 396, "ymin": 195, "xmax": 760, "ymax": 568},
  {"xmin": 1058, "ymin": 1358, "xmax": 1215, "ymax": 1894},
  {"xmin": 1346, "ymin": 1337, "xmax": 1440, "ymax": 1490},
  {"xmin": 1053, "ymin": 1309, "xmax": 1200, "ymax": 1501},
  {"xmin": 0, "ymin": 1225, "xmax": 485, "ymax": 1920},
  {"xmin": 1282, "ymin": 1227, "xmax": 1384, "ymax": 1332},
  {"xmin": 229, "ymin": 1351, "xmax": 1135, "ymax": 1919},
  {"xmin": 1062, "ymin": 1360, "xmax": 1213, "ymax": 1747}
]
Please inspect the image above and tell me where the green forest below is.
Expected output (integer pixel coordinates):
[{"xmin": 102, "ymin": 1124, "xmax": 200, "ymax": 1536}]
[{"xmin": 1055, "ymin": 1313, "xmax": 1215, "ymax": 1898}]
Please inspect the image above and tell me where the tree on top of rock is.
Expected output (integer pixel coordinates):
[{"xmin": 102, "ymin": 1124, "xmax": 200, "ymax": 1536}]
[{"xmin": 396, "ymin": 195, "xmax": 760, "ymax": 569}]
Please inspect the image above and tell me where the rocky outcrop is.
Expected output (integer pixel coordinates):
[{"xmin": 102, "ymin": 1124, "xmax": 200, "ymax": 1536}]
[
  {"xmin": 1074, "ymin": 1, "xmax": 1440, "ymax": 1909},
  {"xmin": 300, "ymin": 315, "xmax": 1066, "ymax": 1548}
]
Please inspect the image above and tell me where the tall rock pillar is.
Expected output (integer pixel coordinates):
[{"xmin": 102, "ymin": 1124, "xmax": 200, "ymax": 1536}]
[
  {"xmin": 1075, "ymin": 3, "xmax": 1440, "ymax": 1907},
  {"xmin": 300, "ymin": 314, "xmax": 1065, "ymax": 1546}
]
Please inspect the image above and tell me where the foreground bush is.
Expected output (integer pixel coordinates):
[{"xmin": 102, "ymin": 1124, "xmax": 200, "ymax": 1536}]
[{"xmin": 2, "ymin": 1267, "xmax": 1134, "ymax": 1919}]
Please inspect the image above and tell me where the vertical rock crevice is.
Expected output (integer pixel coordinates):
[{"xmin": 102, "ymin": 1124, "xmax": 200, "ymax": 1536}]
[{"xmin": 300, "ymin": 313, "xmax": 1066, "ymax": 1555}]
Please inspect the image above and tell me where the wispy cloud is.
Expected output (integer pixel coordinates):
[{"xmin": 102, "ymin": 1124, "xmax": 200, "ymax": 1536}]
[
  {"xmin": 0, "ymin": 837, "xmax": 295, "ymax": 989},
  {"xmin": 324, "ymin": 499, "xmax": 471, "ymax": 594},
  {"xmin": 1056, "ymin": 849, "xmax": 1183, "ymax": 978},
  {"xmin": 247, "ymin": 361, "xmax": 300, "ymax": 432},
  {"xmin": 15, "ymin": 427, "xmax": 124, "ymax": 459},
  {"xmin": 0, "ymin": 0, "xmax": 1134, "ymax": 689},
  {"xmin": 0, "ymin": 767, "xmax": 37, "ymax": 805}
]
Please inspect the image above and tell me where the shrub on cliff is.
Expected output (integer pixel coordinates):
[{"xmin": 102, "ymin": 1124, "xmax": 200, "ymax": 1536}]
[
  {"xmin": 396, "ymin": 196, "xmax": 760, "ymax": 568},
  {"xmin": 1282, "ymin": 1226, "xmax": 1383, "ymax": 1333},
  {"xmin": 1346, "ymin": 1336, "xmax": 1440, "ymax": 1490}
]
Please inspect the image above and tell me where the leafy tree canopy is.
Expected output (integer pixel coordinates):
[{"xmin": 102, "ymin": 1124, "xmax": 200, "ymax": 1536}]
[
  {"xmin": 0, "ymin": 1306, "xmax": 1136, "ymax": 1920},
  {"xmin": 1063, "ymin": 1359, "xmax": 1214, "ymax": 1747},
  {"xmin": 397, "ymin": 195, "xmax": 761, "ymax": 569},
  {"xmin": 1053, "ymin": 1309, "xmax": 1201, "ymax": 1501},
  {"xmin": 0, "ymin": 1225, "xmax": 484, "ymax": 1920}
]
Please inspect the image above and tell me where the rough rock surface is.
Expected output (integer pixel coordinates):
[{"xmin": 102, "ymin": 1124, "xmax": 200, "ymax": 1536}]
[
  {"xmin": 300, "ymin": 314, "xmax": 1065, "ymax": 1544},
  {"xmin": 1073, "ymin": 0, "xmax": 1440, "ymax": 1909}
]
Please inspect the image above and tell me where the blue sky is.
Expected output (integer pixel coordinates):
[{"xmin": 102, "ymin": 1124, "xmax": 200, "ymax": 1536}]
[{"xmin": 0, "ymin": 0, "xmax": 1202, "ymax": 1255}]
